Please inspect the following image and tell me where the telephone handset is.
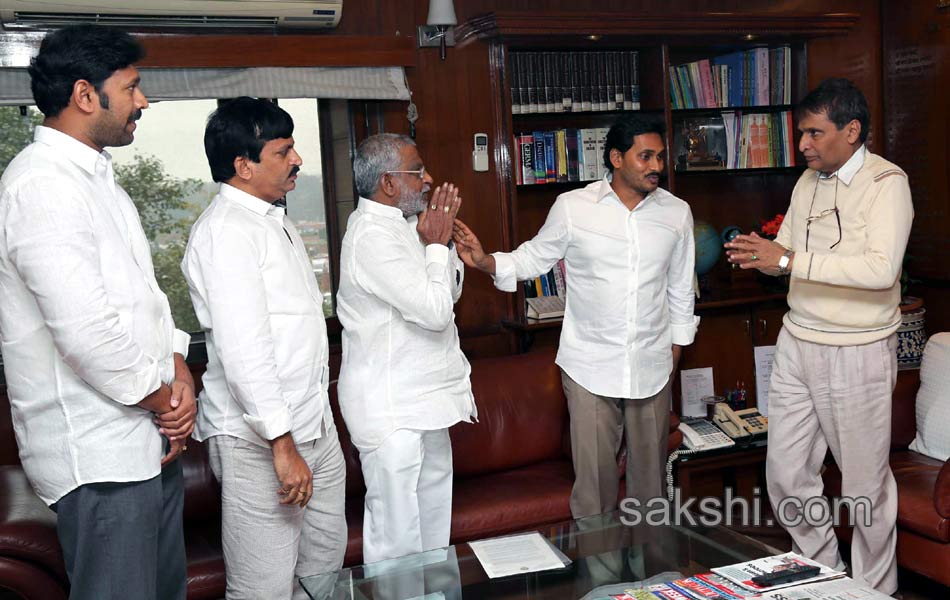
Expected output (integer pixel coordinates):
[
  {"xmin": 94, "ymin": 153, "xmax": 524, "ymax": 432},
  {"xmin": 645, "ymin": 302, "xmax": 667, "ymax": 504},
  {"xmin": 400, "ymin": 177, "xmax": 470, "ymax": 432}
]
[
  {"xmin": 713, "ymin": 404, "xmax": 769, "ymax": 438},
  {"xmin": 678, "ymin": 418, "xmax": 735, "ymax": 452}
]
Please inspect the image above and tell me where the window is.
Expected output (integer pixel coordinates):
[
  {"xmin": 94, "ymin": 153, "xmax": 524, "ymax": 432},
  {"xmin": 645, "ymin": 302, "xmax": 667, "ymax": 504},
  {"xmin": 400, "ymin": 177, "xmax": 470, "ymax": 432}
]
[{"xmin": 0, "ymin": 99, "xmax": 354, "ymax": 337}]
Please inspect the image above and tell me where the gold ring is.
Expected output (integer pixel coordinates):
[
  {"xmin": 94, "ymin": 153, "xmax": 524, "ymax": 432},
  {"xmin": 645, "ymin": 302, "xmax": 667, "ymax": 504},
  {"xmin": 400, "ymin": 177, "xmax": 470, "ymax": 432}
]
[
  {"xmin": 182, "ymin": 445, "xmax": 188, "ymax": 452},
  {"xmin": 443, "ymin": 206, "xmax": 450, "ymax": 213},
  {"xmin": 430, "ymin": 204, "xmax": 437, "ymax": 210}
]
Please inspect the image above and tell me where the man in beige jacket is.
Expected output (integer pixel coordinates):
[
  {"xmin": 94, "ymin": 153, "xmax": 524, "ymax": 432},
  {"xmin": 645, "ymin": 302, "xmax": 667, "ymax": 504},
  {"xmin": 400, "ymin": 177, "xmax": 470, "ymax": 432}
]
[{"xmin": 725, "ymin": 78, "xmax": 913, "ymax": 595}]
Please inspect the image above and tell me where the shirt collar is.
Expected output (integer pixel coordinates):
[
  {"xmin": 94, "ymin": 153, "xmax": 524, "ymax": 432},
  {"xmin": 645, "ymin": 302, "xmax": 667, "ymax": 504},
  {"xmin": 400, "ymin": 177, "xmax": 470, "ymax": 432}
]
[
  {"xmin": 597, "ymin": 173, "xmax": 658, "ymax": 207},
  {"xmin": 34, "ymin": 125, "xmax": 112, "ymax": 176},
  {"xmin": 219, "ymin": 183, "xmax": 283, "ymax": 217},
  {"xmin": 359, "ymin": 196, "xmax": 405, "ymax": 220},
  {"xmin": 819, "ymin": 144, "xmax": 865, "ymax": 185}
]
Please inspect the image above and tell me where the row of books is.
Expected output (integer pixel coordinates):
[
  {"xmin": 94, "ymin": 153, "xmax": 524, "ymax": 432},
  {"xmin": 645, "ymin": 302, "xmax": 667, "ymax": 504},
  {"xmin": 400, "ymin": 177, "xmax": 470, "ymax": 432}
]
[
  {"xmin": 523, "ymin": 259, "xmax": 567, "ymax": 300},
  {"xmin": 509, "ymin": 50, "xmax": 641, "ymax": 114},
  {"xmin": 672, "ymin": 111, "xmax": 797, "ymax": 171},
  {"xmin": 669, "ymin": 45, "xmax": 792, "ymax": 109},
  {"xmin": 513, "ymin": 128, "xmax": 608, "ymax": 185}
]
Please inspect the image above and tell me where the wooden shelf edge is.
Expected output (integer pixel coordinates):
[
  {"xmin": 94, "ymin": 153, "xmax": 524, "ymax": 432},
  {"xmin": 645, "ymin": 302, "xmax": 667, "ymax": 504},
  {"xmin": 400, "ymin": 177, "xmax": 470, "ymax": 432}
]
[
  {"xmin": 457, "ymin": 12, "xmax": 860, "ymax": 44},
  {"xmin": 502, "ymin": 289, "xmax": 787, "ymax": 329}
]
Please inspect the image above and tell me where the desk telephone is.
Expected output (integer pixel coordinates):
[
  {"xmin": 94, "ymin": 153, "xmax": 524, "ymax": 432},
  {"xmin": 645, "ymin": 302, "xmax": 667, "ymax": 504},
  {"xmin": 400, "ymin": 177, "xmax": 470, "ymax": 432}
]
[{"xmin": 678, "ymin": 405, "xmax": 768, "ymax": 451}]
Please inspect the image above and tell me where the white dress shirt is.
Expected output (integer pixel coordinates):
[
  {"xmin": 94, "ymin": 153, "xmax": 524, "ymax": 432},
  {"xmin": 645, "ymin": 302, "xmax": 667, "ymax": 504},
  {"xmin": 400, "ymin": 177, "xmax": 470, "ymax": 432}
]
[
  {"xmin": 0, "ymin": 126, "xmax": 189, "ymax": 505},
  {"xmin": 337, "ymin": 197, "xmax": 476, "ymax": 453},
  {"xmin": 182, "ymin": 184, "xmax": 332, "ymax": 447},
  {"xmin": 492, "ymin": 177, "xmax": 699, "ymax": 399}
]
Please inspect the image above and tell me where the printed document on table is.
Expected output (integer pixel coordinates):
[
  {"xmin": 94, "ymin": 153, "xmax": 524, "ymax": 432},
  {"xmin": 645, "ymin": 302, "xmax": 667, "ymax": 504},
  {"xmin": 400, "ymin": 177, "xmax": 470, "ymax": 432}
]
[
  {"xmin": 680, "ymin": 367, "xmax": 714, "ymax": 417},
  {"xmin": 468, "ymin": 532, "xmax": 567, "ymax": 578}
]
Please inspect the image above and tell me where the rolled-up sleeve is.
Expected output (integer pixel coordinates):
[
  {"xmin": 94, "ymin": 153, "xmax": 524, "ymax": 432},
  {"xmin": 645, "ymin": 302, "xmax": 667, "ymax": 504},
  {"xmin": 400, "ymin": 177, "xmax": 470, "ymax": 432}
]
[
  {"xmin": 667, "ymin": 208, "xmax": 699, "ymax": 346},
  {"xmin": 6, "ymin": 176, "xmax": 161, "ymax": 405},
  {"xmin": 173, "ymin": 329, "xmax": 191, "ymax": 360}
]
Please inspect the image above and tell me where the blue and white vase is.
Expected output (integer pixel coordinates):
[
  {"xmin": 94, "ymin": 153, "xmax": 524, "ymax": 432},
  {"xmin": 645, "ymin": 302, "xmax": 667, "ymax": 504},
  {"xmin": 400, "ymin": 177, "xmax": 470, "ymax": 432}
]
[{"xmin": 897, "ymin": 297, "xmax": 927, "ymax": 370}]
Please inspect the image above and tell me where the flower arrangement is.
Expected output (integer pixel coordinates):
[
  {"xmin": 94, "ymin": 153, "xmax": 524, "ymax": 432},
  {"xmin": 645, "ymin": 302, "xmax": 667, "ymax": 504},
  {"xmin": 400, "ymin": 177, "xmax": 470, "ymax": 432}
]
[{"xmin": 759, "ymin": 213, "xmax": 785, "ymax": 240}]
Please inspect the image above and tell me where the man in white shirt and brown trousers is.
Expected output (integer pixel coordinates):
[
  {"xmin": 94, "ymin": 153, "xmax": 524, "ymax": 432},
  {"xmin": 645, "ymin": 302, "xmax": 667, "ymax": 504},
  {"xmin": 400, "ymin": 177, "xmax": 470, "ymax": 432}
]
[
  {"xmin": 725, "ymin": 78, "xmax": 912, "ymax": 595},
  {"xmin": 182, "ymin": 97, "xmax": 346, "ymax": 599},
  {"xmin": 338, "ymin": 133, "xmax": 476, "ymax": 564},
  {"xmin": 0, "ymin": 25, "xmax": 195, "ymax": 599},
  {"xmin": 454, "ymin": 114, "xmax": 698, "ymax": 519}
]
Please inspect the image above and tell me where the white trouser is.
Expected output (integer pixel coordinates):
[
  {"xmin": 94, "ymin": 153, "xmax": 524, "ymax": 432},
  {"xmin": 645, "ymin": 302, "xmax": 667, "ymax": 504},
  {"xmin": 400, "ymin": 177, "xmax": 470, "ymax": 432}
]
[
  {"xmin": 207, "ymin": 425, "xmax": 347, "ymax": 600},
  {"xmin": 360, "ymin": 428, "xmax": 453, "ymax": 564},
  {"xmin": 766, "ymin": 328, "xmax": 898, "ymax": 595}
]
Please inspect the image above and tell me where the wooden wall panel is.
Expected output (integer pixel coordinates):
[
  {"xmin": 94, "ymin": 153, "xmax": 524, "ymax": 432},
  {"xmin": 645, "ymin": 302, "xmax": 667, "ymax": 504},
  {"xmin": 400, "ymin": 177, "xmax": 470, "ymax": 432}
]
[{"xmin": 882, "ymin": 1, "xmax": 950, "ymax": 284}]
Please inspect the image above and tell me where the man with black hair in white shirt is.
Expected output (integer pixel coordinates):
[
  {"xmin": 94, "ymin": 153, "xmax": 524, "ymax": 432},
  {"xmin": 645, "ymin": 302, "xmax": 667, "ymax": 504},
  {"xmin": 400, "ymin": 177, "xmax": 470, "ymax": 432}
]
[
  {"xmin": 0, "ymin": 24, "xmax": 194, "ymax": 599},
  {"xmin": 338, "ymin": 133, "xmax": 476, "ymax": 564},
  {"xmin": 454, "ymin": 114, "xmax": 698, "ymax": 519},
  {"xmin": 182, "ymin": 97, "xmax": 346, "ymax": 599}
]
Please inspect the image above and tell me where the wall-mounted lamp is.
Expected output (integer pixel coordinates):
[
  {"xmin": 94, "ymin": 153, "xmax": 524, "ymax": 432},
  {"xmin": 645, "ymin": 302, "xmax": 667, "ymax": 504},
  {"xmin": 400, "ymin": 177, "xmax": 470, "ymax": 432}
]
[{"xmin": 417, "ymin": 0, "xmax": 457, "ymax": 60}]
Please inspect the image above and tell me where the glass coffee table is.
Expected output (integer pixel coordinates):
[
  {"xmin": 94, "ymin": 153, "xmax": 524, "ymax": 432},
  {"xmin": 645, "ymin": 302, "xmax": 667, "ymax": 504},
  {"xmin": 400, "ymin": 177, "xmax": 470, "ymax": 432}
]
[{"xmin": 300, "ymin": 510, "xmax": 779, "ymax": 599}]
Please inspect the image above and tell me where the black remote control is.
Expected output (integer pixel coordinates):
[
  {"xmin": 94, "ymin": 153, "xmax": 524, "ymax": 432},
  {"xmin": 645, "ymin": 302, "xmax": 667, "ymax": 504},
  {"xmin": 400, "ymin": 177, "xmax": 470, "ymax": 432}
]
[{"xmin": 750, "ymin": 564, "xmax": 821, "ymax": 587}]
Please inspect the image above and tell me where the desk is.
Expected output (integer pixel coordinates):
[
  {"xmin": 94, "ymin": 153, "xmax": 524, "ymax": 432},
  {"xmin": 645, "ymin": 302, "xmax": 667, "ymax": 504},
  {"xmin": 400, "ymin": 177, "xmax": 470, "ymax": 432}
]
[
  {"xmin": 300, "ymin": 510, "xmax": 777, "ymax": 599},
  {"xmin": 672, "ymin": 439, "xmax": 769, "ymax": 502}
]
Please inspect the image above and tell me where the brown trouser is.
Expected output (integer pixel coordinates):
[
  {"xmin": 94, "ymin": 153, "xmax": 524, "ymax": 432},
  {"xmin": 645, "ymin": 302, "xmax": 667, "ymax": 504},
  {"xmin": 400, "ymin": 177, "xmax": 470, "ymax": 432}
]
[{"xmin": 562, "ymin": 369, "xmax": 671, "ymax": 519}]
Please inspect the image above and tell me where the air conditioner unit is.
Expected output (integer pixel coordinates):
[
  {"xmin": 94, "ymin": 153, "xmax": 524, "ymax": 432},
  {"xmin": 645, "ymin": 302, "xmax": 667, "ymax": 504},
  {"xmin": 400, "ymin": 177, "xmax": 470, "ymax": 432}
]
[{"xmin": 0, "ymin": 0, "xmax": 342, "ymax": 30}]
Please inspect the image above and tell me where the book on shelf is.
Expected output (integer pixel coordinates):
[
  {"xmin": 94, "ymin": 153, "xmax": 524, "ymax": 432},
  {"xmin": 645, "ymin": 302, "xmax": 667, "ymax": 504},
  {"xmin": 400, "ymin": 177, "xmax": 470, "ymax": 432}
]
[
  {"xmin": 526, "ymin": 296, "xmax": 565, "ymax": 320},
  {"xmin": 532, "ymin": 131, "xmax": 547, "ymax": 183},
  {"xmin": 542, "ymin": 131, "xmax": 557, "ymax": 182},
  {"xmin": 514, "ymin": 133, "xmax": 535, "ymax": 185}
]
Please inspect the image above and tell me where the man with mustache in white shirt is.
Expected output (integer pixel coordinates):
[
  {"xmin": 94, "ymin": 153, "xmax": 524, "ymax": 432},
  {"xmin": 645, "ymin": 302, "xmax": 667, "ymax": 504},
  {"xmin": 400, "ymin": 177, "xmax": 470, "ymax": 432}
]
[
  {"xmin": 454, "ymin": 115, "xmax": 698, "ymax": 520},
  {"xmin": 337, "ymin": 133, "xmax": 476, "ymax": 564},
  {"xmin": 182, "ymin": 97, "xmax": 346, "ymax": 599},
  {"xmin": 0, "ymin": 24, "xmax": 194, "ymax": 599}
]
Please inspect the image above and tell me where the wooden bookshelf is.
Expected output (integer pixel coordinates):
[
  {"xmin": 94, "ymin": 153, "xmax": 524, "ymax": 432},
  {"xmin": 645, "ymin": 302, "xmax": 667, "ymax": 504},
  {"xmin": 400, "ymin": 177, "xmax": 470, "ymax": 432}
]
[{"xmin": 458, "ymin": 10, "xmax": 857, "ymax": 377}]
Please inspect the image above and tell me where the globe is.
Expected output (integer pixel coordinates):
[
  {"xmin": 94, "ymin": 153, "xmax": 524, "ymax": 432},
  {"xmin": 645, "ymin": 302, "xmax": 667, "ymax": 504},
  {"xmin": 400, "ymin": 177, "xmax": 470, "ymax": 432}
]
[{"xmin": 694, "ymin": 220, "xmax": 722, "ymax": 276}]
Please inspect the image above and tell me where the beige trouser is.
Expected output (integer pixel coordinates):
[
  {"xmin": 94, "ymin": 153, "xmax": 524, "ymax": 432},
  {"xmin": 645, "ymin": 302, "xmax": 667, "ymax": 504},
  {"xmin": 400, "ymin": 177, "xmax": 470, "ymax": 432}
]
[
  {"xmin": 562, "ymin": 370, "xmax": 670, "ymax": 519},
  {"xmin": 207, "ymin": 425, "xmax": 347, "ymax": 600},
  {"xmin": 766, "ymin": 328, "xmax": 898, "ymax": 595}
]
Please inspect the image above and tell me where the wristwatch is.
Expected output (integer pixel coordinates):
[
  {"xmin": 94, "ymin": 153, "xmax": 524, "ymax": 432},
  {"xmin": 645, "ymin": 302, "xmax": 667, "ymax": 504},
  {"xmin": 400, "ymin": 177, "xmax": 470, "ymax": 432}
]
[{"xmin": 777, "ymin": 249, "xmax": 794, "ymax": 275}]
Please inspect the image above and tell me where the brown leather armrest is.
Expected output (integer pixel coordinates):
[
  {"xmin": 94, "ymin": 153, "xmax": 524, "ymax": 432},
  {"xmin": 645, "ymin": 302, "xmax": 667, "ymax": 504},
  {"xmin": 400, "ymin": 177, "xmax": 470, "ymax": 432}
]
[{"xmin": 936, "ymin": 458, "xmax": 950, "ymax": 518}]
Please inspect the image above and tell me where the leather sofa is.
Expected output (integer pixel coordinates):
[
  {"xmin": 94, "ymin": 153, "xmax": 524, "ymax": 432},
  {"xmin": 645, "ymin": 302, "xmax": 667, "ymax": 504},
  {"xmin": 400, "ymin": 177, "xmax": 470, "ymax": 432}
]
[
  {"xmin": 822, "ymin": 368, "xmax": 950, "ymax": 586},
  {"xmin": 0, "ymin": 348, "xmax": 682, "ymax": 599}
]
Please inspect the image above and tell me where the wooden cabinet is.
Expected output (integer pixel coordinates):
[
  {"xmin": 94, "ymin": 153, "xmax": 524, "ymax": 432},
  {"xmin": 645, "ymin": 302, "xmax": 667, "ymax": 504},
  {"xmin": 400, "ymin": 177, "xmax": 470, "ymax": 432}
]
[{"xmin": 679, "ymin": 297, "xmax": 787, "ymax": 407}]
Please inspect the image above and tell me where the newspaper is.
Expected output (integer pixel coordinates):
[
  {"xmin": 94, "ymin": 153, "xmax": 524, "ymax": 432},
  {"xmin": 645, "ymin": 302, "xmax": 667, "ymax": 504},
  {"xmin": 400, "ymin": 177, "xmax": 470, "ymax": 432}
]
[
  {"xmin": 711, "ymin": 552, "xmax": 844, "ymax": 593},
  {"xmin": 749, "ymin": 577, "xmax": 893, "ymax": 600}
]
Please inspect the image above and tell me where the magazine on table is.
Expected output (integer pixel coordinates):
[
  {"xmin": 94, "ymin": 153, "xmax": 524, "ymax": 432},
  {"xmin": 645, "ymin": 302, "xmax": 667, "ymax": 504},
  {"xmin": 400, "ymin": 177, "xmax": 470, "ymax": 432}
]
[{"xmin": 711, "ymin": 552, "xmax": 845, "ymax": 593}]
